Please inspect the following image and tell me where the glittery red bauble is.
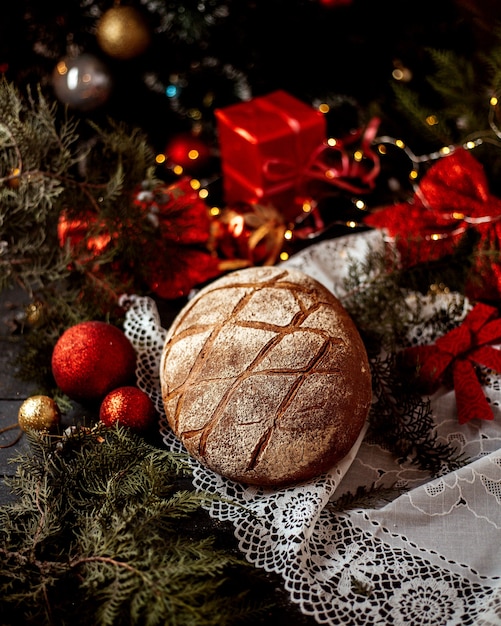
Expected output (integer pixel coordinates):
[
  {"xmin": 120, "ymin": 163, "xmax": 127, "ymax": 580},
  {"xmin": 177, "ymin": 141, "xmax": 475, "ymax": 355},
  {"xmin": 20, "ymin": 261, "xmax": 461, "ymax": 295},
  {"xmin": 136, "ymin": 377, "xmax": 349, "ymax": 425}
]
[
  {"xmin": 51, "ymin": 321, "xmax": 137, "ymax": 403},
  {"xmin": 99, "ymin": 386, "xmax": 156, "ymax": 431}
]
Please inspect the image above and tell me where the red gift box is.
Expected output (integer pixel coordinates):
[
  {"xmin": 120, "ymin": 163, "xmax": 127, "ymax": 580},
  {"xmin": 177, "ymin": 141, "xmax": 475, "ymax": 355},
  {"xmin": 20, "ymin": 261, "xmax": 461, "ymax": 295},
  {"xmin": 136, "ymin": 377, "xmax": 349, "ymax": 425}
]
[{"xmin": 215, "ymin": 90, "xmax": 326, "ymax": 220}]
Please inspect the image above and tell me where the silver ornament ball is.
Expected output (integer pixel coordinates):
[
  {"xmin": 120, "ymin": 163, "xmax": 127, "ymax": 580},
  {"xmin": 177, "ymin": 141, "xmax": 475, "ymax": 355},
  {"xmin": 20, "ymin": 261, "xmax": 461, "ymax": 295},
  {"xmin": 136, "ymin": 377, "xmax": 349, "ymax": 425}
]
[{"xmin": 52, "ymin": 53, "xmax": 112, "ymax": 111}]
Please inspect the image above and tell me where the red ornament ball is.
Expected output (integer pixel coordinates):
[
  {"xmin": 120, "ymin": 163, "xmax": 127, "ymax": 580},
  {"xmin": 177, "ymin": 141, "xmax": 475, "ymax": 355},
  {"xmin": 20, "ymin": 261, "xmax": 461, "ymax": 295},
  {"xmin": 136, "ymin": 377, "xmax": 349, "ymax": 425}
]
[
  {"xmin": 99, "ymin": 386, "xmax": 156, "ymax": 431},
  {"xmin": 51, "ymin": 321, "xmax": 137, "ymax": 403},
  {"xmin": 319, "ymin": 0, "xmax": 352, "ymax": 7},
  {"xmin": 165, "ymin": 133, "xmax": 211, "ymax": 172}
]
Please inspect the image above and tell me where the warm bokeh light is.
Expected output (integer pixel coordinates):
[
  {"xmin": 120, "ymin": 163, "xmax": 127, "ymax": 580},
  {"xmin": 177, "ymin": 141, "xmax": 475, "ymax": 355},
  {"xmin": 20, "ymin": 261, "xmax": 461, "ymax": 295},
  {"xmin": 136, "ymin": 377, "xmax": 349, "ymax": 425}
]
[{"xmin": 56, "ymin": 61, "xmax": 67, "ymax": 75}]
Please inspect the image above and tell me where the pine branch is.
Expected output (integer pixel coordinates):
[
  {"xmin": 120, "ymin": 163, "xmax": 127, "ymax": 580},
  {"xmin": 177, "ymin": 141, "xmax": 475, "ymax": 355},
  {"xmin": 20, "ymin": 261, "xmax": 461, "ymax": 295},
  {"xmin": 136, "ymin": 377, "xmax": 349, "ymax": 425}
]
[
  {"xmin": 339, "ymin": 247, "xmax": 470, "ymax": 476},
  {"xmin": 425, "ymin": 48, "xmax": 476, "ymax": 99},
  {"xmin": 329, "ymin": 482, "xmax": 409, "ymax": 513},
  {"xmin": 368, "ymin": 352, "xmax": 465, "ymax": 475},
  {"xmin": 0, "ymin": 78, "xmax": 166, "ymax": 393},
  {"xmin": 391, "ymin": 80, "xmax": 452, "ymax": 146},
  {"xmin": 340, "ymin": 237, "xmax": 473, "ymax": 356},
  {"xmin": 0, "ymin": 78, "xmax": 157, "ymax": 298},
  {"xmin": 340, "ymin": 243, "xmax": 424, "ymax": 355},
  {"xmin": 390, "ymin": 43, "xmax": 496, "ymax": 150},
  {"xmin": 0, "ymin": 425, "xmax": 271, "ymax": 626}
]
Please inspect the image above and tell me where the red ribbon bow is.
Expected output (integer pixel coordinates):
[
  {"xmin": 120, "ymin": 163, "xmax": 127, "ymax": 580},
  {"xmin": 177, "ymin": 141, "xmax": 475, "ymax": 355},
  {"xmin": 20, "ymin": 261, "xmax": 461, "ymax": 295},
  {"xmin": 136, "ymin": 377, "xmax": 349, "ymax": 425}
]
[
  {"xmin": 364, "ymin": 148, "xmax": 501, "ymax": 300},
  {"xmin": 404, "ymin": 303, "xmax": 501, "ymax": 423}
]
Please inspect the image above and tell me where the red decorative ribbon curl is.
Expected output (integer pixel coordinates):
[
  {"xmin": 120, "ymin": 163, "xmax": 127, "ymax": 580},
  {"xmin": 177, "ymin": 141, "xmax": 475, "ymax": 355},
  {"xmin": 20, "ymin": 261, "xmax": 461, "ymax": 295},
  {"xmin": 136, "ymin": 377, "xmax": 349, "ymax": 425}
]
[
  {"xmin": 364, "ymin": 148, "xmax": 501, "ymax": 300},
  {"xmin": 403, "ymin": 303, "xmax": 501, "ymax": 423},
  {"xmin": 298, "ymin": 116, "xmax": 381, "ymax": 196}
]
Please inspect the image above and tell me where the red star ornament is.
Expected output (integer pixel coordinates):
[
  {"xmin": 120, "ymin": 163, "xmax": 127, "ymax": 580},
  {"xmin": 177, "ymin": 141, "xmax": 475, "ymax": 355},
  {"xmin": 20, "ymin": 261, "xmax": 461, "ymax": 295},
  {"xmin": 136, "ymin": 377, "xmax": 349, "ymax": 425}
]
[{"xmin": 403, "ymin": 302, "xmax": 501, "ymax": 423}]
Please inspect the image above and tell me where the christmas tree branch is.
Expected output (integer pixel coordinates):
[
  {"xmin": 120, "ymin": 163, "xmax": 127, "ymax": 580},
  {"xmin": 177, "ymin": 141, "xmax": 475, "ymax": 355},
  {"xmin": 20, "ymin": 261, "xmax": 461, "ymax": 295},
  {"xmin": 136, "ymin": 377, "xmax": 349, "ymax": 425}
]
[{"xmin": 0, "ymin": 426, "xmax": 272, "ymax": 625}]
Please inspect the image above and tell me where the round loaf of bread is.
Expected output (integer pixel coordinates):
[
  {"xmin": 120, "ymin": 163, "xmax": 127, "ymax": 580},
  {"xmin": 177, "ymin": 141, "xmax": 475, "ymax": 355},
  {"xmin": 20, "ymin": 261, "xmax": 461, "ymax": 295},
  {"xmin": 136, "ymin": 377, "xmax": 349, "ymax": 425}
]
[{"xmin": 160, "ymin": 266, "xmax": 371, "ymax": 487}]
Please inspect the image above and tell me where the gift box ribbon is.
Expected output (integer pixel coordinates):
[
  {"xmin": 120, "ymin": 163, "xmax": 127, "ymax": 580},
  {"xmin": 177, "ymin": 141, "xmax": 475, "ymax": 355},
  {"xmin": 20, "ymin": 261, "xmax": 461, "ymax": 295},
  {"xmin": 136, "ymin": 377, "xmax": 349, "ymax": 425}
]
[
  {"xmin": 403, "ymin": 302, "xmax": 501, "ymax": 423},
  {"xmin": 298, "ymin": 116, "xmax": 381, "ymax": 195},
  {"xmin": 255, "ymin": 96, "xmax": 306, "ymax": 193},
  {"xmin": 261, "ymin": 116, "xmax": 382, "ymax": 198}
]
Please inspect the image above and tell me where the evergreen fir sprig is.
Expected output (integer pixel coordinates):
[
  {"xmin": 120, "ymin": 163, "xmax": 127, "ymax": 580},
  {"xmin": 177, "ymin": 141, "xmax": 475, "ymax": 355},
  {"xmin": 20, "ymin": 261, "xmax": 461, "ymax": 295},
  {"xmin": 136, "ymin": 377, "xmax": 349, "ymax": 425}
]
[
  {"xmin": 0, "ymin": 77, "xmax": 158, "ymax": 298},
  {"xmin": 367, "ymin": 352, "xmax": 465, "ymax": 476},
  {"xmin": 0, "ymin": 79, "xmax": 77, "ymax": 292},
  {"xmin": 390, "ymin": 36, "xmax": 501, "ymax": 188},
  {"xmin": 0, "ymin": 425, "xmax": 271, "ymax": 626},
  {"xmin": 483, "ymin": 26, "xmax": 501, "ymax": 95},
  {"xmin": 340, "ymin": 239, "xmax": 471, "ymax": 355},
  {"xmin": 340, "ymin": 246, "xmax": 467, "ymax": 475},
  {"xmin": 339, "ymin": 243, "xmax": 423, "ymax": 356},
  {"xmin": 424, "ymin": 47, "xmax": 483, "ymax": 132},
  {"xmin": 329, "ymin": 482, "xmax": 409, "ymax": 513},
  {"xmin": 391, "ymin": 45, "xmax": 488, "ymax": 148}
]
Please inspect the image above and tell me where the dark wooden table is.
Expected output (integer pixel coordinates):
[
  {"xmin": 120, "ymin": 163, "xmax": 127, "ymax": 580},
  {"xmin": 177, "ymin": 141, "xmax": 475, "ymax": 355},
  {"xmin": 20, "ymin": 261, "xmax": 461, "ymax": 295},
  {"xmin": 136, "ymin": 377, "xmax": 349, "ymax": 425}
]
[
  {"xmin": 0, "ymin": 287, "xmax": 35, "ymax": 502},
  {"xmin": 0, "ymin": 286, "xmax": 316, "ymax": 626}
]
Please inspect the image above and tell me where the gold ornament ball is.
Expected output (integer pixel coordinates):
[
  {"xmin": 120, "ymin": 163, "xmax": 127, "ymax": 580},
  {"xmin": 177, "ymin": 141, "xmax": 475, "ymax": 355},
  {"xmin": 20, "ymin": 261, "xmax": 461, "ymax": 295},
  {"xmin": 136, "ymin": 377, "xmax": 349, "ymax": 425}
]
[
  {"xmin": 96, "ymin": 6, "xmax": 151, "ymax": 60},
  {"xmin": 18, "ymin": 396, "xmax": 61, "ymax": 433},
  {"xmin": 6, "ymin": 167, "xmax": 21, "ymax": 189},
  {"xmin": 25, "ymin": 300, "xmax": 45, "ymax": 327}
]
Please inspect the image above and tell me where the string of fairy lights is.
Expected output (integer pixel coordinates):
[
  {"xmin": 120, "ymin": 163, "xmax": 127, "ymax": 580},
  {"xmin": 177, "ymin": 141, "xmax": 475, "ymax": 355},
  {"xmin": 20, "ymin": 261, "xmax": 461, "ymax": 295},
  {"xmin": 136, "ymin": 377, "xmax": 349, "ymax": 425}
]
[{"xmin": 154, "ymin": 91, "xmax": 501, "ymax": 262}]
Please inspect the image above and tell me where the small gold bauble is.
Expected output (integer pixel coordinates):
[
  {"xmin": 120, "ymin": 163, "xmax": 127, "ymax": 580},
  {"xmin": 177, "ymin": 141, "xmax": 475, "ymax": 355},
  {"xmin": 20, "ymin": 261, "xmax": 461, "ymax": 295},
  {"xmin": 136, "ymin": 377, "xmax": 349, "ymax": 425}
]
[
  {"xmin": 25, "ymin": 300, "xmax": 45, "ymax": 327},
  {"xmin": 6, "ymin": 167, "xmax": 21, "ymax": 189},
  {"xmin": 18, "ymin": 396, "xmax": 61, "ymax": 433},
  {"xmin": 96, "ymin": 6, "xmax": 151, "ymax": 60}
]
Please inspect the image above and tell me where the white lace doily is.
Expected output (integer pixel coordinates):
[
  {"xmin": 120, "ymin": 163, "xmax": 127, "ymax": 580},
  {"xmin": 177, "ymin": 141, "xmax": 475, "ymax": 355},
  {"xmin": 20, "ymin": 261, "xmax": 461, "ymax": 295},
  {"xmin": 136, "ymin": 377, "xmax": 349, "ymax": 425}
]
[{"xmin": 122, "ymin": 230, "xmax": 501, "ymax": 626}]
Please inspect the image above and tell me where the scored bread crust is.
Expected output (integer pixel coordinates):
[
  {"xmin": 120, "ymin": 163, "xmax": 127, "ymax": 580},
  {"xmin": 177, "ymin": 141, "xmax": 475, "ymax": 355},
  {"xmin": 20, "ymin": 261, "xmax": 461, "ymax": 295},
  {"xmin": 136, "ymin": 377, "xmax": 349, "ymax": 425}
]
[{"xmin": 160, "ymin": 266, "xmax": 372, "ymax": 487}]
